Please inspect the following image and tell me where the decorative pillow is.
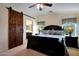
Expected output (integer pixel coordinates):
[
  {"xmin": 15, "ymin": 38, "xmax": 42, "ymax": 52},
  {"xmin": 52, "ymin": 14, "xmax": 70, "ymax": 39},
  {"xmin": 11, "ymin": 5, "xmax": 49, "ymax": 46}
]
[
  {"xmin": 48, "ymin": 30, "xmax": 54, "ymax": 35},
  {"xmin": 53, "ymin": 30, "xmax": 63, "ymax": 35},
  {"xmin": 43, "ymin": 30, "xmax": 49, "ymax": 34},
  {"xmin": 42, "ymin": 30, "xmax": 63, "ymax": 35}
]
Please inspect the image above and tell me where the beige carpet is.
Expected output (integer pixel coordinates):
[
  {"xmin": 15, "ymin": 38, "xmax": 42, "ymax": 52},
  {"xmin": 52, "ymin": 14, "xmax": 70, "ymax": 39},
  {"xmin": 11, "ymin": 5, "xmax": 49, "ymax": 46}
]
[
  {"xmin": 67, "ymin": 47, "xmax": 79, "ymax": 56},
  {"xmin": 0, "ymin": 45, "xmax": 79, "ymax": 56},
  {"xmin": 15, "ymin": 49, "xmax": 47, "ymax": 56},
  {"xmin": 0, "ymin": 45, "xmax": 46, "ymax": 56}
]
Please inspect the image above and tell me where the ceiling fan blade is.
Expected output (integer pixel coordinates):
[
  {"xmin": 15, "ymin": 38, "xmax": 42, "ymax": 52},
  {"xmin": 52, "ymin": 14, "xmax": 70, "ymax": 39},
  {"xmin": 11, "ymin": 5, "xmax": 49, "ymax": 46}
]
[
  {"xmin": 29, "ymin": 4, "xmax": 38, "ymax": 8},
  {"xmin": 43, "ymin": 3, "xmax": 52, "ymax": 7}
]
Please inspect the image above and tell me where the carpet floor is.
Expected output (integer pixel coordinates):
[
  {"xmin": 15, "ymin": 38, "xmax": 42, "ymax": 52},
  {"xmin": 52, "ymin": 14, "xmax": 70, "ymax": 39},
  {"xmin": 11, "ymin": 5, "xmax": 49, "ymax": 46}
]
[
  {"xmin": 67, "ymin": 47, "xmax": 79, "ymax": 56},
  {"xmin": 0, "ymin": 45, "xmax": 79, "ymax": 56}
]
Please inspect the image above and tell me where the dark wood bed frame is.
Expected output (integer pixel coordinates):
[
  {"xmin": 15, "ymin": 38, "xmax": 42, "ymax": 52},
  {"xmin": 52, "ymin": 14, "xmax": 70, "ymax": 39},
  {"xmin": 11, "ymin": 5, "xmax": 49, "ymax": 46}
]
[
  {"xmin": 27, "ymin": 35, "xmax": 65, "ymax": 56},
  {"xmin": 26, "ymin": 25, "xmax": 67, "ymax": 56}
]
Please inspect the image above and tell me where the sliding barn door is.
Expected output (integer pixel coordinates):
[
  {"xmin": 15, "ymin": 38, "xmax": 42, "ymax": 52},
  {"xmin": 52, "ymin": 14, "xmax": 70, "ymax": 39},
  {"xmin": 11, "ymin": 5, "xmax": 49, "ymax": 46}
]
[{"xmin": 8, "ymin": 7, "xmax": 23, "ymax": 49}]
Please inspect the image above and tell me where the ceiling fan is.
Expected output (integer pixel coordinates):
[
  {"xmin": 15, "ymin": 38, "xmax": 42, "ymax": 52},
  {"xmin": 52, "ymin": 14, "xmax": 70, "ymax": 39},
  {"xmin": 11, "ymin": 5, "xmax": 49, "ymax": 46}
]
[{"xmin": 29, "ymin": 3, "xmax": 52, "ymax": 11}]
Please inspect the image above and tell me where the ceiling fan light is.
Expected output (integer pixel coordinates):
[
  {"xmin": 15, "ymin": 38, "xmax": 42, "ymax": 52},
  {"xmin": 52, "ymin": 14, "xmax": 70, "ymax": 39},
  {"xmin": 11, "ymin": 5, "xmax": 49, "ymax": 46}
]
[
  {"xmin": 40, "ymin": 4, "xmax": 43, "ymax": 8},
  {"xmin": 37, "ymin": 4, "xmax": 43, "ymax": 10},
  {"xmin": 37, "ymin": 4, "xmax": 40, "ymax": 9}
]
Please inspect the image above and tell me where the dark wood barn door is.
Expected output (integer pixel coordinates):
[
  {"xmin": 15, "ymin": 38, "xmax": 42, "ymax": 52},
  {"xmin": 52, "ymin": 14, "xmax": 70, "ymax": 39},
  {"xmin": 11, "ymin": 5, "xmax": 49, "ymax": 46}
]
[{"xmin": 8, "ymin": 7, "xmax": 23, "ymax": 49}]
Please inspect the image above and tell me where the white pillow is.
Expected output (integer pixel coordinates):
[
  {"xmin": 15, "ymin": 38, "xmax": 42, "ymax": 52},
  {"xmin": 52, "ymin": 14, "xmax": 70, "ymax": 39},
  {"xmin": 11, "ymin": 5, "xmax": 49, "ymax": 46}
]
[
  {"xmin": 53, "ymin": 30, "xmax": 63, "ymax": 35},
  {"xmin": 43, "ymin": 30, "xmax": 49, "ymax": 34}
]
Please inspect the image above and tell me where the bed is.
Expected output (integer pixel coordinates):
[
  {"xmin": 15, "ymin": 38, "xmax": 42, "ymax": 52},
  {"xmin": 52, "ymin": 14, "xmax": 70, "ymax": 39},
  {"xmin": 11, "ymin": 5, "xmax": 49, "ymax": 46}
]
[{"xmin": 27, "ymin": 25, "xmax": 67, "ymax": 56}]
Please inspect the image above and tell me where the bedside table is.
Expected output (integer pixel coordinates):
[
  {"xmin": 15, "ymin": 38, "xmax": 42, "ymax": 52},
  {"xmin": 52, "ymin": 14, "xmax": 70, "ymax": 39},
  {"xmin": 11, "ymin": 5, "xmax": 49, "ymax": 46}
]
[{"xmin": 65, "ymin": 36, "xmax": 78, "ymax": 48}]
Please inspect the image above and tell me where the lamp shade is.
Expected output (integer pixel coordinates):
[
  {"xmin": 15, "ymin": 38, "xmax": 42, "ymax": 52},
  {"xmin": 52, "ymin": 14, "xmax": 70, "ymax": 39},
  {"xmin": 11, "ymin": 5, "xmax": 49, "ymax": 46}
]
[{"xmin": 66, "ymin": 26, "xmax": 73, "ymax": 32}]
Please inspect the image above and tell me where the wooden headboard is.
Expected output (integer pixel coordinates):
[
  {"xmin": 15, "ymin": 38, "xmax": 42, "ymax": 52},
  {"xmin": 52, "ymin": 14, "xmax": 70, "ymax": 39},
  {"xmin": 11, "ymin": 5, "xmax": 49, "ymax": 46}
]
[{"xmin": 43, "ymin": 25, "xmax": 63, "ymax": 30}]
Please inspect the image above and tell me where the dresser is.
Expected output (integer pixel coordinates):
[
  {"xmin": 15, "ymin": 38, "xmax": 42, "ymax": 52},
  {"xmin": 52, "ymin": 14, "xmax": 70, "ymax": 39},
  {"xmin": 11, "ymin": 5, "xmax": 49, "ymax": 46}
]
[{"xmin": 65, "ymin": 36, "xmax": 78, "ymax": 48}]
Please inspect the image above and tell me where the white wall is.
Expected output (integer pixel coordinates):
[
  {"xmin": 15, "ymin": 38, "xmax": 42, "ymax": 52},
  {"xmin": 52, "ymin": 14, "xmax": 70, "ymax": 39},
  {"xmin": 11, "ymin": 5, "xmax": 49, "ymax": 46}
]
[
  {"xmin": 32, "ymin": 19, "xmax": 37, "ymax": 35},
  {"xmin": 23, "ymin": 15, "xmax": 28, "ymax": 47},
  {"xmin": 0, "ymin": 5, "xmax": 8, "ymax": 52},
  {"xmin": 36, "ymin": 13, "xmax": 62, "ymax": 26},
  {"xmin": 36, "ymin": 13, "xmax": 79, "ymax": 26}
]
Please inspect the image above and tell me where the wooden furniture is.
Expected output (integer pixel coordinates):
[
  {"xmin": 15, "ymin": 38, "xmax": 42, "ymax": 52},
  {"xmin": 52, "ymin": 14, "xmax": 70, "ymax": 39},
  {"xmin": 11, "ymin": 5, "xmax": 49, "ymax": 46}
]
[
  {"xmin": 8, "ymin": 7, "xmax": 23, "ymax": 49},
  {"xmin": 26, "ymin": 32, "xmax": 32, "ymax": 36},
  {"xmin": 27, "ymin": 35, "xmax": 65, "ymax": 56},
  {"xmin": 65, "ymin": 36, "xmax": 78, "ymax": 48},
  {"xmin": 43, "ymin": 25, "xmax": 63, "ymax": 30}
]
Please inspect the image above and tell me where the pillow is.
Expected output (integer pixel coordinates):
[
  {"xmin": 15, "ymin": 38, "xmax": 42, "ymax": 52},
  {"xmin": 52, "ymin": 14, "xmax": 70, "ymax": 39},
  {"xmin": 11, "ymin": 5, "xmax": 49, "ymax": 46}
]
[
  {"xmin": 48, "ymin": 30, "xmax": 54, "ymax": 35},
  {"xmin": 42, "ymin": 30, "xmax": 63, "ymax": 35},
  {"xmin": 43, "ymin": 30, "xmax": 49, "ymax": 34},
  {"xmin": 53, "ymin": 30, "xmax": 63, "ymax": 35}
]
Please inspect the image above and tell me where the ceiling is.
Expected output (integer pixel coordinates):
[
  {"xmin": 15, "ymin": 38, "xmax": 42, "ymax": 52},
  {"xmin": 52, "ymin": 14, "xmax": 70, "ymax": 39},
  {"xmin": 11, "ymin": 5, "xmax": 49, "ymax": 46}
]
[{"xmin": 1, "ymin": 3, "xmax": 79, "ymax": 17}]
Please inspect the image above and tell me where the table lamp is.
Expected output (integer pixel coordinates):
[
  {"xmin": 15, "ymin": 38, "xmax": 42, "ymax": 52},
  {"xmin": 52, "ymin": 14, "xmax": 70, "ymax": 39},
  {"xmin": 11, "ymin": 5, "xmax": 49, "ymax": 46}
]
[{"xmin": 66, "ymin": 26, "xmax": 73, "ymax": 37}]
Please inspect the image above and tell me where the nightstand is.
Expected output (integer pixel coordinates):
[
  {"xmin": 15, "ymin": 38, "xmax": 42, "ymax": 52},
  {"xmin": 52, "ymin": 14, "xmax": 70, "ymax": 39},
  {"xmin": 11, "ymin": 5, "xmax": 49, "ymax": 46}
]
[{"xmin": 65, "ymin": 36, "xmax": 78, "ymax": 48}]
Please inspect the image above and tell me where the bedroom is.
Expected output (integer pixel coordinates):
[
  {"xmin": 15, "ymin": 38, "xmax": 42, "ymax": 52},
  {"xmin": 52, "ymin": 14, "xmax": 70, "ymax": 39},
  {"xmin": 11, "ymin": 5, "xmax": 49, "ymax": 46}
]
[{"xmin": 0, "ymin": 3, "xmax": 79, "ymax": 56}]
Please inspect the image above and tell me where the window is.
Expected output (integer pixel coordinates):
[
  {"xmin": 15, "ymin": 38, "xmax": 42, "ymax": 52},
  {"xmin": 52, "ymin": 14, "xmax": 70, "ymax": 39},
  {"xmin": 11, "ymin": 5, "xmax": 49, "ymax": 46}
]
[
  {"xmin": 37, "ymin": 21, "xmax": 45, "ymax": 33},
  {"xmin": 26, "ymin": 19, "xmax": 33, "ymax": 33},
  {"xmin": 62, "ymin": 17, "xmax": 77, "ymax": 37}
]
